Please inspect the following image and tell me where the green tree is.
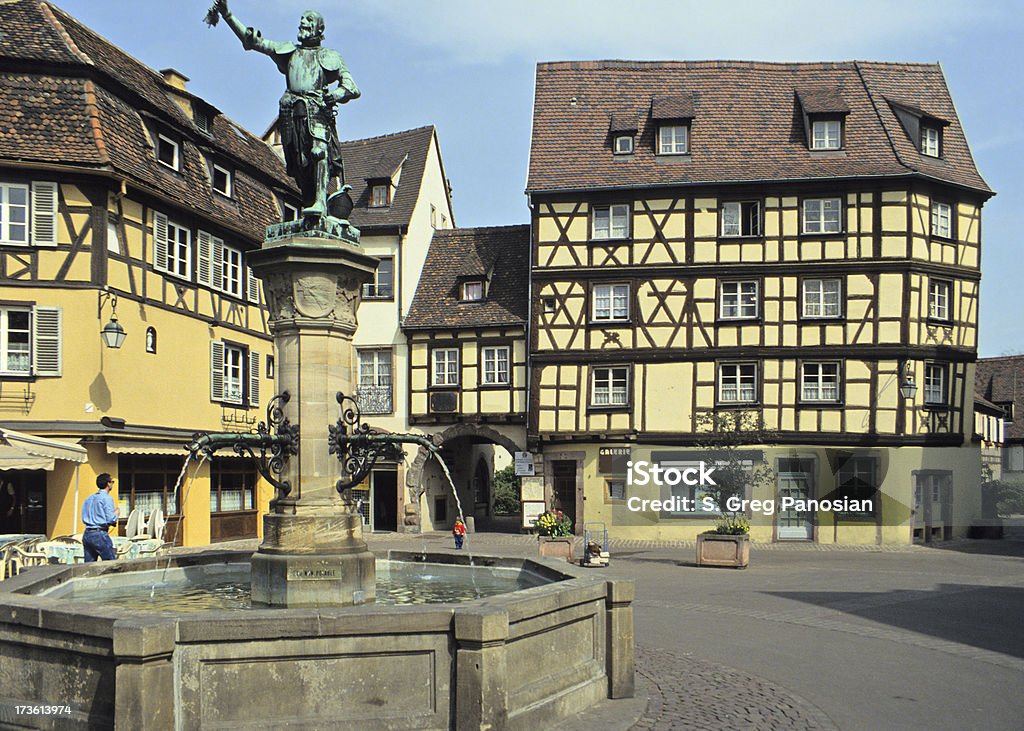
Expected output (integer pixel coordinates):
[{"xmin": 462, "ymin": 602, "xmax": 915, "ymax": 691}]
[{"xmin": 493, "ymin": 465, "xmax": 521, "ymax": 514}]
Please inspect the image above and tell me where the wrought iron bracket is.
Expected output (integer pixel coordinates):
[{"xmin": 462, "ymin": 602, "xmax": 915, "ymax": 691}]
[
  {"xmin": 330, "ymin": 392, "xmax": 440, "ymax": 492},
  {"xmin": 187, "ymin": 392, "xmax": 299, "ymax": 502}
]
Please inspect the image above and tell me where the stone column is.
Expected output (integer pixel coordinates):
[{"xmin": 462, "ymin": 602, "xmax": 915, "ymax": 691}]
[{"xmin": 247, "ymin": 234, "xmax": 379, "ymax": 607}]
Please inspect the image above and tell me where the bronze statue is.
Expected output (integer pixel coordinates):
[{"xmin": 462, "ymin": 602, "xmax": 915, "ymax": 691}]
[{"xmin": 208, "ymin": 1, "xmax": 360, "ymax": 221}]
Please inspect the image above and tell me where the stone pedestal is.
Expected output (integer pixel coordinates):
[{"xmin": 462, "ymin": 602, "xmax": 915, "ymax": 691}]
[{"xmin": 248, "ymin": 231, "xmax": 379, "ymax": 607}]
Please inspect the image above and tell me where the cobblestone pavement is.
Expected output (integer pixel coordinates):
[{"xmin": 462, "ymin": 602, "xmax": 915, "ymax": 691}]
[{"xmin": 632, "ymin": 645, "xmax": 838, "ymax": 730}]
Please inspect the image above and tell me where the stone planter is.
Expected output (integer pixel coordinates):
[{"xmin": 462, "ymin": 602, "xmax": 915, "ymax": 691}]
[
  {"xmin": 696, "ymin": 533, "xmax": 750, "ymax": 568},
  {"xmin": 538, "ymin": 536, "xmax": 574, "ymax": 561}
]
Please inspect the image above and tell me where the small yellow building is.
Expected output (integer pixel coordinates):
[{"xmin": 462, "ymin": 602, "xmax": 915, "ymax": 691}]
[
  {"xmin": 0, "ymin": 0, "xmax": 297, "ymax": 544},
  {"xmin": 525, "ymin": 61, "xmax": 994, "ymax": 544}
]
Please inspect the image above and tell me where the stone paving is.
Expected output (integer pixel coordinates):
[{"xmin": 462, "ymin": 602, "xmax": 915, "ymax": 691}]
[{"xmin": 632, "ymin": 645, "xmax": 837, "ymax": 730}]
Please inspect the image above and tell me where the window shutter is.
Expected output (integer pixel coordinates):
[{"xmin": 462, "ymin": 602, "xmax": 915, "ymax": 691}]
[
  {"xmin": 212, "ymin": 236, "xmax": 224, "ymax": 291},
  {"xmin": 247, "ymin": 266, "xmax": 260, "ymax": 304},
  {"xmin": 248, "ymin": 349, "xmax": 260, "ymax": 407},
  {"xmin": 31, "ymin": 182, "xmax": 59, "ymax": 247},
  {"xmin": 210, "ymin": 340, "xmax": 224, "ymax": 401},
  {"xmin": 31, "ymin": 306, "xmax": 62, "ymax": 376},
  {"xmin": 197, "ymin": 230, "xmax": 213, "ymax": 286},
  {"xmin": 153, "ymin": 211, "xmax": 169, "ymax": 272}
]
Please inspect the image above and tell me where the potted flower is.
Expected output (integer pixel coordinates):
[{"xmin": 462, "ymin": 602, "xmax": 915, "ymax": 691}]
[
  {"xmin": 697, "ymin": 513, "xmax": 751, "ymax": 568},
  {"xmin": 533, "ymin": 509, "xmax": 574, "ymax": 561}
]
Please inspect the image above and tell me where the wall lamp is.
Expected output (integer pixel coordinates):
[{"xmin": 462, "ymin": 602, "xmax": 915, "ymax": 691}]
[
  {"xmin": 899, "ymin": 361, "xmax": 918, "ymax": 400},
  {"xmin": 98, "ymin": 290, "xmax": 127, "ymax": 349}
]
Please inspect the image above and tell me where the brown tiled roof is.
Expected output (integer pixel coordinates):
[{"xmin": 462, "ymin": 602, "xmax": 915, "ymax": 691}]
[
  {"xmin": 0, "ymin": 0, "xmax": 296, "ymax": 244},
  {"xmin": 797, "ymin": 88, "xmax": 849, "ymax": 114},
  {"xmin": 527, "ymin": 60, "xmax": 991, "ymax": 195},
  {"xmin": 404, "ymin": 225, "xmax": 530, "ymax": 330},
  {"xmin": 976, "ymin": 357, "xmax": 1024, "ymax": 441},
  {"xmin": 609, "ymin": 112, "xmax": 640, "ymax": 133},
  {"xmin": 341, "ymin": 126, "xmax": 446, "ymax": 231}
]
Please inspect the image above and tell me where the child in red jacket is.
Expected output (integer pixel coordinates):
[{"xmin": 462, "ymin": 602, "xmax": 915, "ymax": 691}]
[{"xmin": 453, "ymin": 518, "xmax": 466, "ymax": 549}]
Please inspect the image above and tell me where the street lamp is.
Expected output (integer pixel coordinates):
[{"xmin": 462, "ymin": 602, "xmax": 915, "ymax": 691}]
[
  {"xmin": 98, "ymin": 290, "xmax": 127, "ymax": 349},
  {"xmin": 899, "ymin": 362, "xmax": 918, "ymax": 400}
]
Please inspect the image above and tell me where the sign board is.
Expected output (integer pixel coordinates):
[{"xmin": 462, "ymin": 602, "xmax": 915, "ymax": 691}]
[
  {"xmin": 598, "ymin": 447, "xmax": 631, "ymax": 475},
  {"xmin": 522, "ymin": 500, "xmax": 546, "ymax": 529},
  {"xmin": 520, "ymin": 476, "xmax": 544, "ymax": 502},
  {"xmin": 514, "ymin": 451, "xmax": 535, "ymax": 476}
]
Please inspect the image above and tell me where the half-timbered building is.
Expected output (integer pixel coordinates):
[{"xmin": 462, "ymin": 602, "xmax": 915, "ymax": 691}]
[
  {"xmin": 976, "ymin": 356, "xmax": 1024, "ymax": 482},
  {"xmin": 403, "ymin": 225, "xmax": 530, "ymax": 531},
  {"xmin": 0, "ymin": 0, "xmax": 298, "ymax": 544},
  {"xmin": 526, "ymin": 61, "xmax": 993, "ymax": 544}
]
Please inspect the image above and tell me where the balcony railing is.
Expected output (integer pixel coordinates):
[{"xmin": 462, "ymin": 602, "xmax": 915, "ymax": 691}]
[{"xmin": 356, "ymin": 385, "xmax": 393, "ymax": 415}]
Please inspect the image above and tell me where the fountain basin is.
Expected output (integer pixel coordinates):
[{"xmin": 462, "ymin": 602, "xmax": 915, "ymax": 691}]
[{"xmin": 0, "ymin": 550, "xmax": 634, "ymax": 730}]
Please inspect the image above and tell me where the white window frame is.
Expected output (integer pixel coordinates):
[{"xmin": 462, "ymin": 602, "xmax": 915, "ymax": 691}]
[
  {"xmin": 164, "ymin": 220, "xmax": 191, "ymax": 280},
  {"xmin": 721, "ymin": 201, "xmax": 761, "ymax": 237},
  {"xmin": 156, "ymin": 134, "xmax": 180, "ymax": 170},
  {"xmin": 223, "ymin": 344, "xmax": 244, "ymax": 405},
  {"xmin": 221, "ymin": 244, "xmax": 243, "ymax": 298},
  {"xmin": 357, "ymin": 349, "xmax": 393, "ymax": 414},
  {"xmin": 282, "ymin": 202, "xmax": 299, "ymax": 222},
  {"xmin": 658, "ymin": 124, "xmax": 689, "ymax": 155},
  {"xmin": 592, "ymin": 204, "xmax": 630, "ymax": 240},
  {"xmin": 921, "ymin": 126, "xmax": 941, "ymax": 157},
  {"xmin": 591, "ymin": 366, "xmax": 629, "ymax": 407},
  {"xmin": 481, "ymin": 346, "xmax": 510, "ymax": 385},
  {"xmin": 461, "ymin": 281, "xmax": 484, "ymax": 302},
  {"xmin": 929, "ymin": 279, "xmax": 951, "ymax": 321},
  {"xmin": 432, "ymin": 348, "xmax": 459, "ymax": 386},
  {"xmin": 931, "ymin": 201, "xmax": 952, "ymax": 238},
  {"xmin": 802, "ymin": 278, "xmax": 842, "ymax": 319},
  {"xmin": 0, "ymin": 182, "xmax": 29, "ymax": 245},
  {"xmin": 719, "ymin": 281, "xmax": 759, "ymax": 320},
  {"xmin": 212, "ymin": 164, "xmax": 232, "ymax": 197},
  {"xmin": 802, "ymin": 198, "xmax": 842, "ymax": 234},
  {"xmin": 718, "ymin": 363, "xmax": 758, "ymax": 404},
  {"xmin": 924, "ymin": 363, "xmax": 947, "ymax": 405},
  {"xmin": 210, "ymin": 341, "xmax": 259, "ymax": 407},
  {"xmin": 801, "ymin": 362, "xmax": 841, "ymax": 402},
  {"xmin": 592, "ymin": 283, "xmax": 629, "ymax": 322},
  {"xmin": 0, "ymin": 307, "xmax": 32, "ymax": 376},
  {"xmin": 614, "ymin": 135, "xmax": 634, "ymax": 154},
  {"xmin": 811, "ymin": 119, "xmax": 842, "ymax": 150}
]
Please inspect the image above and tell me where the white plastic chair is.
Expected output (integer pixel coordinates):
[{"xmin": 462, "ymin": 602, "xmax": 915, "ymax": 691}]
[{"xmin": 124, "ymin": 508, "xmax": 141, "ymax": 539}]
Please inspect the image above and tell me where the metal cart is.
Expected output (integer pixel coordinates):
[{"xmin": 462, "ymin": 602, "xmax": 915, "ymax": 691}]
[{"xmin": 582, "ymin": 522, "xmax": 610, "ymax": 567}]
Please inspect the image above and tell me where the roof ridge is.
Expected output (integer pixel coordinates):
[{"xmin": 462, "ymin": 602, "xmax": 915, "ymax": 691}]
[
  {"xmin": 82, "ymin": 79, "xmax": 110, "ymax": 165},
  {"xmin": 437, "ymin": 224, "xmax": 530, "ymax": 235},
  {"xmin": 40, "ymin": 1, "xmax": 94, "ymax": 66},
  {"xmin": 343, "ymin": 125, "xmax": 436, "ymax": 145},
  {"xmin": 853, "ymin": 61, "xmax": 914, "ymax": 178},
  {"xmin": 536, "ymin": 59, "xmax": 944, "ymax": 72}
]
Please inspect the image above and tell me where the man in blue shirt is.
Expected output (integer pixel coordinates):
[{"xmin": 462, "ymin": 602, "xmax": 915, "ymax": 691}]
[{"xmin": 81, "ymin": 473, "xmax": 119, "ymax": 562}]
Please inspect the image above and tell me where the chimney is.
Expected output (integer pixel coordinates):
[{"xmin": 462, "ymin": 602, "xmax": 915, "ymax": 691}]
[{"xmin": 159, "ymin": 68, "xmax": 190, "ymax": 91}]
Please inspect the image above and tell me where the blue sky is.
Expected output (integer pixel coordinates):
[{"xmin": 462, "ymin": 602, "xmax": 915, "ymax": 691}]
[{"xmin": 53, "ymin": 1, "xmax": 1024, "ymax": 356}]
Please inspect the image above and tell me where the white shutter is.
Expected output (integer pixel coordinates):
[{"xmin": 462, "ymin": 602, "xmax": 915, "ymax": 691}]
[
  {"xmin": 212, "ymin": 236, "xmax": 224, "ymax": 291},
  {"xmin": 31, "ymin": 181, "xmax": 58, "ymax": 247},
  {"xmin": 248, "ymin": 350, "xmax": 260, "ymax": 407},
  {"xmin": 153, "ymin": 211, "xmax": 169, "ymax": 272},
  {"xmin": 197, "ymin": 230, "xmax": 213, "ymax": 286},
  {"xmin": 31, "ymin": 306, "xmax": 62, "ymax": 376},
  {"xmin": 210, "ymin": 340, "xmax": 224, "ymax": 401},
  {"xmin": 247, "ymin": 265, "xmax": 260, "ymax": 304}
]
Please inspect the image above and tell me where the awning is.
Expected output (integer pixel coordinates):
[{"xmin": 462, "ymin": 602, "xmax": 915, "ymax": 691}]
[
  {"xmin": 0, "ymin": 428, "xmax": 87, "ymax": 470},
  {"xmin": 106, "ymin": 439, "xmax": 190, "ymax": 456}
]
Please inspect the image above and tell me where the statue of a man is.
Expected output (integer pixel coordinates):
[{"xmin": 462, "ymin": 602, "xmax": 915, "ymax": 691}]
[{"xmin": 211, "ymin": 1, "xmax": 360, "ymax": 219}]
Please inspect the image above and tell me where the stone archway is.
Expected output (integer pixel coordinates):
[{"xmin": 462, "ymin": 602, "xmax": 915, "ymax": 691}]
[{"xmin": 403, "ymin": 424, "xmax": 524, "ymax": 532}]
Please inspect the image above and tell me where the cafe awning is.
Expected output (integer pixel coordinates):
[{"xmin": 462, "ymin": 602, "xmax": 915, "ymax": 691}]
[
  {"xmin": 0, "ymin": 428, "xmax": 88, "ymax": 471},
  {"xmin": 105, "ymin": 439, "xmax": 189, "ymax": 456}
]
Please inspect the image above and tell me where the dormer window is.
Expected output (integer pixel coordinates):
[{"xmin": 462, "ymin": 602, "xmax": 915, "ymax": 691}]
[
  {"xmin": 461, "ymin": 281, "xmax": 484, "ymax": 302},
  {"xmin": 614, "ymin": 135, "xmax": 634, "ymax": 154},
  {"xmin": 811, "ymin": 119, "xmax": 842, "ymax": 150},
  {"xmin": 212, "ymin": 164, "xmax": 232, "ymax": 197},
  {"xmin": 156, "ymin": 134, "xmax": 179, "ymax": 170},
  {"xmin": 370, "ymin": 181, "xmax": 390, "ymax": 208},
  {"xmin": 609, "ymin": 112, "xmax": 639, "ymax": 156},
  {"xmin": 921, "ymin": 125, "xmax": 941, "ymax": 157},
  {"xmin": 282, "ymin": 202, "xmax": 299, "ymax": 222},
  {"xmin": 194, "ymin": 109, "xmax": 211, "ymax": 134},
  {"xmin": 658, "ymin": 125, "xmax": 689, "ymax": 155}
]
